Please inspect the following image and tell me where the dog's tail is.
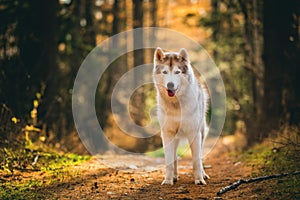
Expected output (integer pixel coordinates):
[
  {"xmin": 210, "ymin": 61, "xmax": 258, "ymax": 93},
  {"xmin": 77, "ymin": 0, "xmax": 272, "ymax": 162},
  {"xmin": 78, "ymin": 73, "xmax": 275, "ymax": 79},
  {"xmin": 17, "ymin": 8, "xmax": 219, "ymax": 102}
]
[{"xmin": 201, "ymin": 84, "xmax": 210, "ymax": 140}]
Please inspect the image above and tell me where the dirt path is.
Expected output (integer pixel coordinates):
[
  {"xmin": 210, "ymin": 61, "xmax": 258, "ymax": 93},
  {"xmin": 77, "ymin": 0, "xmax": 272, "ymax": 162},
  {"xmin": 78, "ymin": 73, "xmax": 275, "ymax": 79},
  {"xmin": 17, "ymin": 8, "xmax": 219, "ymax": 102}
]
[{"xmin": 34, "ymin": 138, "xmax": 260, "ymax": 200}]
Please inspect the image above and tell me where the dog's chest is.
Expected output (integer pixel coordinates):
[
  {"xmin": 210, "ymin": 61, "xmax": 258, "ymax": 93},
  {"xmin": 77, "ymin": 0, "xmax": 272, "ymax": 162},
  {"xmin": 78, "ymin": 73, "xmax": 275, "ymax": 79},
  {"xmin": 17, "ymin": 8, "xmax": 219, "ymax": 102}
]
[{"xmin": 160, "ymin": 105, "xmax": 200, "ymax": 135}]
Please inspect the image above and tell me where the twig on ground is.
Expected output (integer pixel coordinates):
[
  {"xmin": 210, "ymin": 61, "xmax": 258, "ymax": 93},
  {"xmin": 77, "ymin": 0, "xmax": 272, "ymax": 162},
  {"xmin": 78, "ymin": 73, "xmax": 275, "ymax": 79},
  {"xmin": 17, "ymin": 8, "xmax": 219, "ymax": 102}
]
[
  {"xmin": 217, "ymin": 171, "xmax": 300, "ymax": 196},
  {"xmin": 32, "ymin": 155, "xmax": 39, "ymax": 166}
]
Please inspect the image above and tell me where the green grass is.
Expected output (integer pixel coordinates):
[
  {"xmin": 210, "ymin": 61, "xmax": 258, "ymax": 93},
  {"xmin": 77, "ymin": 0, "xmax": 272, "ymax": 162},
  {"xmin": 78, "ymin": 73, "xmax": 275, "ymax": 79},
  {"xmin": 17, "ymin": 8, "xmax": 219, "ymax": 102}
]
[
  {"xmin": 146, "ymin": 144, "xmax": 191, "ymax": 158},
  {"xmin": 0, "ymin": 179, "xmax": 44, "ymax": 200},
  {"xmin": 0, "ymin": 149, "xmax": 91, "ymax": 200},
  {"xmin": 40, "ymin": 153, "xmax": 91, "ymax": 171},
  {"xmin": 241, "ymin": 137, "xmax": 300, "ymax": 199}
]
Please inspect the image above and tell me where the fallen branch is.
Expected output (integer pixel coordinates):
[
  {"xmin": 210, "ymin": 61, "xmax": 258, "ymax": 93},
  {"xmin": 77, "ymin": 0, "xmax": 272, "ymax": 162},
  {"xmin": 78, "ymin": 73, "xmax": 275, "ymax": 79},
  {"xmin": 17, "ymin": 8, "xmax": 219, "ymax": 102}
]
[
  {"xmin": 32, "ymin": 155, "xmax": 39, "ymax": 166},
  {"xmin": 217, "ymin": 171, "xmax": 300, "ymax": 196}
]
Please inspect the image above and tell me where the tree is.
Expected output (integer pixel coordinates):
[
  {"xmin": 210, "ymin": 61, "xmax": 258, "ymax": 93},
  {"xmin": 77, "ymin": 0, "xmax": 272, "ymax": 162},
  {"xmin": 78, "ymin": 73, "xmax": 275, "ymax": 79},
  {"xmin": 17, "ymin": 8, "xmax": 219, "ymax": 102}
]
[
  {"xmin": 199, "ymin": 0, "xmax": 254, "ymax": 135},
  {"xmin": 0, "ymin": 0, "xmax": 58, "ymax": 120},
  {"xmin": 199, "ymin": 0, "xmax": 300, "ymax": 144},
  {"xmin": 263, "ymin": 0, "xmax": 300, "ymax": 132}
]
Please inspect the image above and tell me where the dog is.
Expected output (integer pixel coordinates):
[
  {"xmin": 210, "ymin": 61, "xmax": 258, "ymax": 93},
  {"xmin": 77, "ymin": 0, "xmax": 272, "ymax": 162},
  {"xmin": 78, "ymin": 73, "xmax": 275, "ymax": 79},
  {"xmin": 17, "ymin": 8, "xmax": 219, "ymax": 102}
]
[{"xmin": 153, "ymin": 47, "xmax": 209, "ymax": 185}]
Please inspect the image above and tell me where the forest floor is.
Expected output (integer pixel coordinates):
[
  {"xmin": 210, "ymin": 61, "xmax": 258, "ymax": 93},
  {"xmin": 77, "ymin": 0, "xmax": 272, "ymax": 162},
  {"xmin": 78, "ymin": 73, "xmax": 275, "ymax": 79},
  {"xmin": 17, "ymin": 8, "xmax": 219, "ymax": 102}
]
[{"xmin": 1, "ymin": 134, "xmax": 299, "ymax": 200}]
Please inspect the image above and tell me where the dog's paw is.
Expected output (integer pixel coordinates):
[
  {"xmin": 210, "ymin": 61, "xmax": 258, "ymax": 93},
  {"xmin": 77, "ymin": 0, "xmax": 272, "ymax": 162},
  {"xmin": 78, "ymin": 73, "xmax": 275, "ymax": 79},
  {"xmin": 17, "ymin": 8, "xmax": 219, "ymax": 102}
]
[
  {"xmin": 195, "ymin": 179, "xmax": 206, "ymax": 185},
  {"xmin": 173, "ymin": 175, "xmax": 179, "ymax": 182},
  {"xmin": 161, "ymin": 179, "xmax": 174, "ymax": 185},
  {"xmin": 203, "ymin": 173, "xmax": 210, "ymax": 180}
]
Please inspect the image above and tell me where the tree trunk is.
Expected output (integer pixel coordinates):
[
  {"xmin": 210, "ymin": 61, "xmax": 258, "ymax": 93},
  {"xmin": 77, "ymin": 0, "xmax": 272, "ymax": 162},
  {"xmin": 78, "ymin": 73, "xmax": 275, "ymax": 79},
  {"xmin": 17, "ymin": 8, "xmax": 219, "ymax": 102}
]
[
  {"xmin": 132, "ymin": 0, "xmax": 145, "ymax": 126},
  {"xmin": 252, "ymin": 0, "xmax": 264, "ymax": 123},
  {"xmin": 263, "ymin": 0, "xmax": 300, "ymax": 134},
  {"xmin": 211, "ymin": 0, "xmax": 219, "ymax": 60},
  {"xmin": 151, "ymin": 0, "xmax": 157, "ymax": 27},
  {"xmin": 17, "ymin": 0, "xmax": 58, "ymax": 125},
  {"xmin": 84, "ymin": 0, "xmax": 96, "ymax": 47},
  {"xmin": 133, "ymin": 0, "xmax": 144, "ymax": 70}
]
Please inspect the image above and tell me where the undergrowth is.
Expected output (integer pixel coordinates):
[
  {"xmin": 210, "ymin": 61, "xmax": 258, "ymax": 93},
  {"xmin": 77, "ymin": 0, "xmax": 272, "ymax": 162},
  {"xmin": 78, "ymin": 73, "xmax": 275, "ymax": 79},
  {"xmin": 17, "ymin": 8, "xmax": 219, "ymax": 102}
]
[
  {"xmin": 0, "ymin": 147, "xmax": 91, "ymax": 200},
  {"xmin": 241, "ymin": 126, "xmax": 300, "ymax": 199},
  {"xmin": 1, "ymin": 99, "xmax": 91, "ymax": 199}
]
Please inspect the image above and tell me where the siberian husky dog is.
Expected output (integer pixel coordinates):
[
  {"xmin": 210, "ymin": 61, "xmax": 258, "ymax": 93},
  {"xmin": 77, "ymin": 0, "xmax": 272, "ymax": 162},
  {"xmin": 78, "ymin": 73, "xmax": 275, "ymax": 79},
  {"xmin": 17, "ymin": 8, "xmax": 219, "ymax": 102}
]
[{"xmin": 153, "ymin": 47, "xmax": 209, "ymax": 185}]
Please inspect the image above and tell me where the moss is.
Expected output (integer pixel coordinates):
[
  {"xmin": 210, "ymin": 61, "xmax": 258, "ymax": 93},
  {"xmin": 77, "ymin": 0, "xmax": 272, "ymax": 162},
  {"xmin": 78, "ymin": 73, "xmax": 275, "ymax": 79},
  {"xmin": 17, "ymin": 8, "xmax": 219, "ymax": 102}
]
[
  {"xmin": 241, "ymin": 138, "xmax": 300, "ymax": 199},
  {"xmin": 0, "ymin": 150, "xmax": 91, "ymax": 200},
  {"xmin": 0, "ymin": 180, "xmax": 45, "ymax": 200},
  {"xmin": 40, "ymin": 153, "xmax": 91, "ymax": 171}
]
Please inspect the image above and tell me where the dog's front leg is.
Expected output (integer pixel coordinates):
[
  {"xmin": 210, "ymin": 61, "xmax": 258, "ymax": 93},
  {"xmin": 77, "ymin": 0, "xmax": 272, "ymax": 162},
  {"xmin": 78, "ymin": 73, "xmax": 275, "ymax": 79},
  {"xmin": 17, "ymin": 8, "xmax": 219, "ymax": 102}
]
[
  {"xmin": 161, "ymin": 133, "xmax": 176, "ymax": 185},
  {"xmin": 188, "ymin": 134, "xmax": 206, "ymax": 185},
  {"xmin": 173, "ymin": 138, "xmax": 179, "ymax": 182}
]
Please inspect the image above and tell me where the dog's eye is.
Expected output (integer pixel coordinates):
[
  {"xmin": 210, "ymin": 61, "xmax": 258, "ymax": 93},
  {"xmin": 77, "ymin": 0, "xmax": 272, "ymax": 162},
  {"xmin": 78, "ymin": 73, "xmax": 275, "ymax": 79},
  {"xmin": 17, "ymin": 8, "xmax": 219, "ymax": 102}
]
[
  {"xmin": 175, "ymin": 71, "xmax": 181, "ymax": 74},
  {"xmin": 162, "ymin": 71, "xmax": 167, "ymax": 74}
]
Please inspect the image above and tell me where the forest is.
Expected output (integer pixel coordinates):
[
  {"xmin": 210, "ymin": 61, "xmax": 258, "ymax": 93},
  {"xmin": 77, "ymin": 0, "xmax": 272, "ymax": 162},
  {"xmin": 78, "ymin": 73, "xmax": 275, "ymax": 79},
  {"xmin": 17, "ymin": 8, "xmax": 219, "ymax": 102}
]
[{"xmin": 0, "ymin": 0, "xmax": 299, "ymax": 199}]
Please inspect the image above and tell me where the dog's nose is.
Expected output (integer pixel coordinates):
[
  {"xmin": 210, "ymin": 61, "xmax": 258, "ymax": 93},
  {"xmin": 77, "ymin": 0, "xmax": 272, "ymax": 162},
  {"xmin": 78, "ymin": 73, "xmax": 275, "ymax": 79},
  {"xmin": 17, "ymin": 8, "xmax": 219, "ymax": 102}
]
[{"xmin": 167, "ymin": 82, "xmax": 174, "ymax": 90}]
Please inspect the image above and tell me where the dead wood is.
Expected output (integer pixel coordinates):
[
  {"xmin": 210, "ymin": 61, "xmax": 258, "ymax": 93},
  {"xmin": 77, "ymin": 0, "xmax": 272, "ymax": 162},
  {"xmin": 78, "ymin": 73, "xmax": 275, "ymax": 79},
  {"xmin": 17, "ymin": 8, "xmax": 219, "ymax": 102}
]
[{"xmin": 217, "ymin": 171, "xmax": 300, "ymax": 196}]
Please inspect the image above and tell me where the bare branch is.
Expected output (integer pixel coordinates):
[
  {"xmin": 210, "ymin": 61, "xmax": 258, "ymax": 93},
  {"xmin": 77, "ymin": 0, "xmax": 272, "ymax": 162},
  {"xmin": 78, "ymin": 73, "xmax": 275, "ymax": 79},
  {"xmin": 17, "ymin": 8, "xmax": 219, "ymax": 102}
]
[{"xmin": 217, "ymin": 171, "xmax": 300, "ymax": 196}]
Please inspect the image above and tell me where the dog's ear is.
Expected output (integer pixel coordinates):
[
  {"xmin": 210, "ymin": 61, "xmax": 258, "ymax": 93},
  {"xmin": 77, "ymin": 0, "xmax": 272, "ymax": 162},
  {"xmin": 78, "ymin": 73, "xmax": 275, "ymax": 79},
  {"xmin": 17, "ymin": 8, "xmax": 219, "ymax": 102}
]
[
  {"xmin": 154, "ymin": 47, "xmax": 165, "ymax": 61},
  {"xmin": 179, "ymin": 48, "xmax": 189, "ymax": 62}
]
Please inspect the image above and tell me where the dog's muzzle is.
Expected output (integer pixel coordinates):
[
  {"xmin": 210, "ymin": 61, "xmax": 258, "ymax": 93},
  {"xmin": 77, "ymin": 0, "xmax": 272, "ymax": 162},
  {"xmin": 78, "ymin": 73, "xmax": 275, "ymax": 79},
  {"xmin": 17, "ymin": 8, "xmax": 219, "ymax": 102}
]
[{"xmin": 167, "ymin": 82, "xmax": 176, "ymax": 97}]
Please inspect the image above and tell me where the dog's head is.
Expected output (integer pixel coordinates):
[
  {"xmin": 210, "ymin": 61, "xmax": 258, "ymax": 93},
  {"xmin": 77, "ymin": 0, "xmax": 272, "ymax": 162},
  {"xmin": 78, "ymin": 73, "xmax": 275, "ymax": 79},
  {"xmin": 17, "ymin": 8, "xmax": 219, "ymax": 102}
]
[{"xmin": 153, "ymin": 47, "xmax": 193, "ymax": 97}]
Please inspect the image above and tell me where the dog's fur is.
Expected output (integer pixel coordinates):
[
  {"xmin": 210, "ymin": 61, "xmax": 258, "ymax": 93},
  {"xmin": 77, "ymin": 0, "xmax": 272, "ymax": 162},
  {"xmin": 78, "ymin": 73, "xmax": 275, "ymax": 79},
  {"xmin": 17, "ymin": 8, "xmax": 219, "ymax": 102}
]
[{"xmin": 153, "ymin": 47, "xmax": 209, "ymax": 185}]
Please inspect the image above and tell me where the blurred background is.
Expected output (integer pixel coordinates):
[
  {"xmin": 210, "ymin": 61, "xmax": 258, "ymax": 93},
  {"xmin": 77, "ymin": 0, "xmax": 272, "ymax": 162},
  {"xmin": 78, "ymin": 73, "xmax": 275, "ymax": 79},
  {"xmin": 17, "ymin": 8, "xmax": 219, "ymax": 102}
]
[{"xmin": 0, "ymin": 0, "xmax": 299, "ymax": 154}]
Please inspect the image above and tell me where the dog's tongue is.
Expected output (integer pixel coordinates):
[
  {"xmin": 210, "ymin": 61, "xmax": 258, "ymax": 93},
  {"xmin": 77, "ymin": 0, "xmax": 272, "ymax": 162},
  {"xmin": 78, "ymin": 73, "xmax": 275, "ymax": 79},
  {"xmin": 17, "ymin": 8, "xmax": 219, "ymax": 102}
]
[{"xmin": 167, "ymin": 90, "xmax": 175, "ymax": 97}]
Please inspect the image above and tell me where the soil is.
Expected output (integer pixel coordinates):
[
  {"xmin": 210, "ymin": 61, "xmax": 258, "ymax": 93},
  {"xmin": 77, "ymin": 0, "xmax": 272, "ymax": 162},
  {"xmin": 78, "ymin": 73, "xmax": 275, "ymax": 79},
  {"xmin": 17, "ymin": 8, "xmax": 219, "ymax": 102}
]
[
  {"xmin": 5, "ymin": 136, "xmax": 284, "ymax": 199},
  {"xmin": 28, "ymin": 136, "xmax": 269, "ymax": 200}
]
